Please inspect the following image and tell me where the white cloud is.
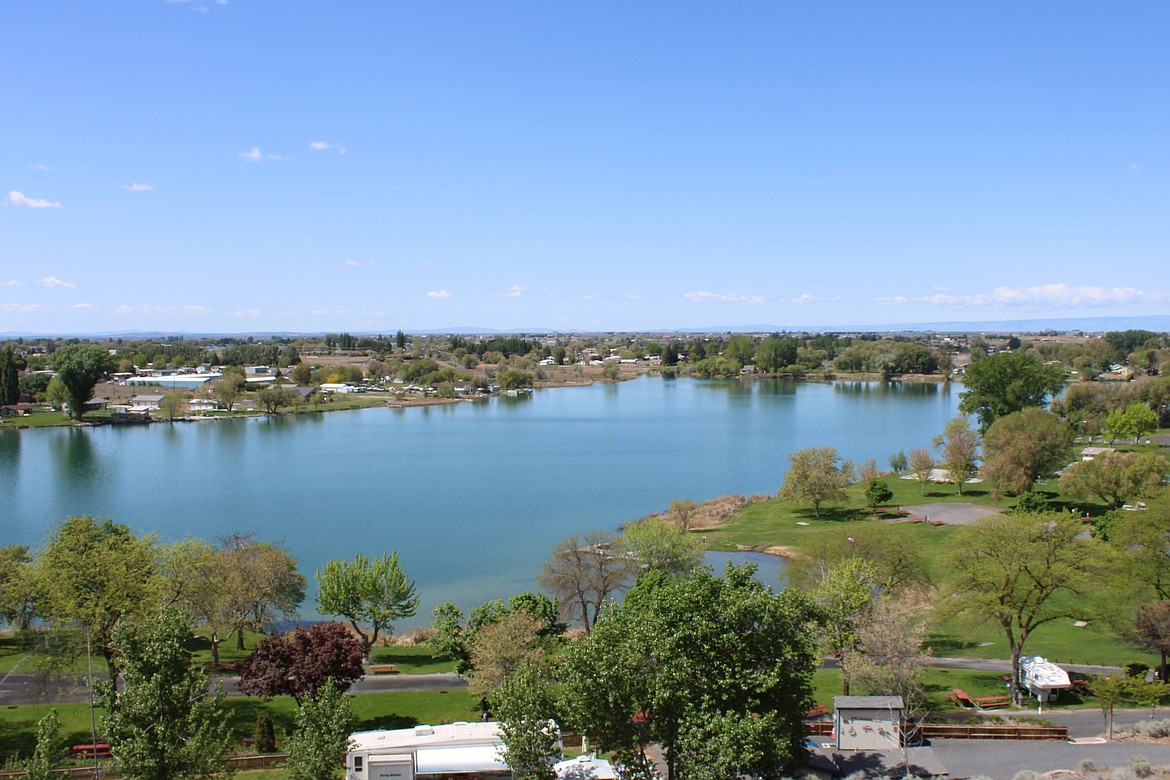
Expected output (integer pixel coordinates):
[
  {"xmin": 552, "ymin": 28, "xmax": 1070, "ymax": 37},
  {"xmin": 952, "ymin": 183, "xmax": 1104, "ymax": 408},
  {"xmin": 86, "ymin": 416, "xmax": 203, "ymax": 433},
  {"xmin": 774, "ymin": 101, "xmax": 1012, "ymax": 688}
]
[
  {"xmin": 875, "ymin": 296, "xmax": 910, "ymax": 305},
  {"xmin": 71, "ymin": 303, "xmax": 96, "ymax": 310},
  {"xmin": 0, "ymin": 303, "xmax": 49, "ymax": 313},
  {"xmin": 581, "ymin": 294, "xmax": 599, "ymax": 301},
  {"xmin": 625, "ymin": 294, "xmax": 643, "ymax": 301},
  {"xmin": 498, "ymin": 285, "xmax": 530, "ymax": 299},
  {"xmin": 239, "ymin": 147, "xmax": 285, "ymax": 163},
  {"xmin": 29, "ymin": 164, "xmax": 56, "ymax": 171},
  {"xmin": 683, "ymin": 291, "xmax": 766, "ymax": 304},
  {"xmin": 885, "ymin": 283, "xmax": 1168, "ymax": 309},
  {"xmin": 122, "ymin": 182, "xmax": 154, "ymax": 192},
  {"xmin": 426, "ymin": 290, "xmax": 451, "ymax": 299},
  {"xmin": 41, "ymin": 276, "xmax": 75, "ymax": 289},
  {"xmin": 3, "ymin": 279, "xmax": 24, "ymax": 287},
  {"xmin": 182, "ymin": 305, "xmax": 212, "ymax": 315},
  {"xmin": 784, "ymin": 293, "xmax": 836, "ymax": 305},
  {"xmin": 7, "ymin": 191, "xmax": 61, "ymax": 208},
  {"xmin": 310, "ymin": 140, "xmax": 347, "ymax": 155},
  {"xmin": 234, "ymin": 307, "xmax": 261, "ymax": 317},
  {"xmin": 339, "ymin": 259, "xmax": 375, "ymax": 268}
]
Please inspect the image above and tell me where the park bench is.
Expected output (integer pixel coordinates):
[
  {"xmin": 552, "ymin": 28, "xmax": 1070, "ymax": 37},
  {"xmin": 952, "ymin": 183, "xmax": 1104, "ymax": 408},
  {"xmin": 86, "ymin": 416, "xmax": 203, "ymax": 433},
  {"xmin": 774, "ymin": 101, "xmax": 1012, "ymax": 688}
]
[
  {"xmin": 949, "ymin": 688, "xmax": 976, "ymax": 708},
  {"xmin": 368, "ymin": 663, "xmax": 399, "ymax": 674},
  {"xmin": 72, "ymin": 744, "xmax": 111, "ymax": 759},
  {"xmin": 974, "ymin": 695, "xmax": 1010, "ymax": 709}
]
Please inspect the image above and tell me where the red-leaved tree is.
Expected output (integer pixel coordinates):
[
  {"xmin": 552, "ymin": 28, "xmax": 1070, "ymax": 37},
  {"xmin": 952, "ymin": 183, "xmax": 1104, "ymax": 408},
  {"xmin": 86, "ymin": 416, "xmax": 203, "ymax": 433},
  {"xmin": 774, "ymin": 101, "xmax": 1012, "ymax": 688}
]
[{"xmin": 238, "ymin": 622, "xmax": 365, "ymax": 702}]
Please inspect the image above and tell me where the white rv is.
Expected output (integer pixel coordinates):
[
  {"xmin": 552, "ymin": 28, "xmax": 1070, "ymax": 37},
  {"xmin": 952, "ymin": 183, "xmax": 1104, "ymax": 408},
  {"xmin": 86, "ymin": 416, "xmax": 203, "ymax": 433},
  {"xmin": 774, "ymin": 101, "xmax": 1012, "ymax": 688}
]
[{"xmin": 347, "ymin": 723, "xmax": 509, "ymax": 780}]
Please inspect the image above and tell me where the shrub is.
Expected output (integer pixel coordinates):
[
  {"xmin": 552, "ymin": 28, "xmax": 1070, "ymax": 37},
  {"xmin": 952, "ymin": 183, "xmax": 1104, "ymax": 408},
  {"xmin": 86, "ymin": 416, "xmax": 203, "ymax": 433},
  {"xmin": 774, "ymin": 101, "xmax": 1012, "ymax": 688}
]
[
  {"xmin": 254, "ymin": 715, "xmax": 277, "ymax": 754},
  {"xmin": 1129, "ymin": 754, "xmax": 1153, "ymax": 778},
  {"xmin": 1126, "ymin": 719, "xmax": 1170, "ymax": 739},
  {"xmin": 1125, "ymin": 661, "xmax": 1152, "ymax": 679}
]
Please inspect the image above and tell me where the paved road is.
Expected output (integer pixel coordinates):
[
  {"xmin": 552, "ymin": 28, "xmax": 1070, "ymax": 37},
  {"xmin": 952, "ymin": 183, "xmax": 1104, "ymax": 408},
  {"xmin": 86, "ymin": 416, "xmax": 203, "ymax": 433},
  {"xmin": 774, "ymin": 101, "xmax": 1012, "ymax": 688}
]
[
  {"xmin": 929, "ymin": 737, "xmax": 1170, "ymax": 779},
  {"xmin": 0, "ymin": 671, "xmax": 467, "ymax": 705}
]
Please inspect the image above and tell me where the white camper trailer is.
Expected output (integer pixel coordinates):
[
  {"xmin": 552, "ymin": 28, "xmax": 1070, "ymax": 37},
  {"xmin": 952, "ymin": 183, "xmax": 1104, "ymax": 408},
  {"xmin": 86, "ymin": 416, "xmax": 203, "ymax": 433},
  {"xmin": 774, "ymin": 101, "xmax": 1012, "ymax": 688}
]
[
  {"xmin": 347, "ymin": 723, "xmax": 510, "ymax": 780},
  {"xmin": 1019, "ymin": 656, "xmax": 1072, "ymax": 710}
]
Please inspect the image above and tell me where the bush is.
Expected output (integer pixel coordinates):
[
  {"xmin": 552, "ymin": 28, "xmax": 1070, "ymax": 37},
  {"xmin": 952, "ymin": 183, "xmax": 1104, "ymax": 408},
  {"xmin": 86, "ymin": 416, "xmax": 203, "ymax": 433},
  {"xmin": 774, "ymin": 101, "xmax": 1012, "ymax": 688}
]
[
  {"xmin": 1129, "ymin": 754, "xmax": 1153, "ymax": 778},
  {"xmin": 254, "ymin": 715, "xmax": 277, "ymax": 754},
  {"xmin": 1125, "ymin": 661, "xmax": 1152, "ymax": 679},
  {"xmin": 1126, "ymin": 719, "xmax": 1170, "ymax": 739}
]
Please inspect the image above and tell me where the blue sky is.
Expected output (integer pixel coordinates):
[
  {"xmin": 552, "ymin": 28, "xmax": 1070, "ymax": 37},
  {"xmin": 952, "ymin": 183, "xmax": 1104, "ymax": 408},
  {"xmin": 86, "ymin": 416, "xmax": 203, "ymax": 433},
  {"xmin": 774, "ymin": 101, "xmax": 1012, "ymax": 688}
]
[{"xmin": 3, "ymin": 2, "xmax": 1168, "ymax": 334}]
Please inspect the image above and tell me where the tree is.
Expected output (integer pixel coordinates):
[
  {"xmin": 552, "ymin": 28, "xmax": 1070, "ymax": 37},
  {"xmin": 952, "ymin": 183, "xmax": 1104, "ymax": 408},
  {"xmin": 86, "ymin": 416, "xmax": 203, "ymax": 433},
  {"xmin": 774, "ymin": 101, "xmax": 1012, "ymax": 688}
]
[
  {"xmin": 283, "ymin": 679, "xmax": 355, "ymax": 780},
  {"xmin": 316, "ymin": 552, "xmax": 418, "ymax": 658},
  {"xmin": 45, "ymin": 376, "xmax": 68, "ymax": 413},
  {"xmin": 431, "ymin": 593, "xmax": 565, "ymax": 679},
  {"xmin": 25, "ymin": 708, "xmax": 64, "ymax": 780},
  {"xmin": 1108, "ymin": 494, "xmax": 1170, "ymax": 600},
  {"xmin": 50, "ymin": 344, "xmax": 114, "ymax": 421},
  {"xmin": 616, "ymin": 517, "xmax": 704, "ymax": 578},
  {"xmin": 466, "ymin": 611, "xmax": 548, "ymax": 700},
  {"xmin": 981, "ymin": 409, "xmax": 1074, "ymax": 496},
  {"xmin": 942, "ymin": 512, "xmax": 1104, "ymax": 700},
  {"xmin": 238, "ymin": 622, "xmax": 365, "ymax": 703},
  {"xmin": 395, "ymin": 330, "xmax": 407, "ymax": 349},
  {"xmin": 857, "ymin": 458, "xmax": 880, "ymax": 483},
  {"xmin": 256, "ymin": 385, "xmax": 293, "ymax": 414},
  {"xmin": 907, "ymin": 447, "xmax": 934, "ymax": 496},
  {"xmin": 99, "ymin": 608, "xmax": 234, "ymax": 780},
  {"xmin": 1059, "ymin": 451, "xmax": 1169, "ymax": 508},
  {"xmin": 498, "ymin": 370, "xmax": 534, "ymax": 390},
  {"xmin": 558, "ymin": 564, "xmax": 820, "ymax": 780},
  {"xmin": 755, "ymin": 337, "xmax": 797, "ymax": 373},
  {"xmin": 213, "ymin": 371, "xmax": 245, "ymax": 413},
  {"xmin": 1132, "ymin": 601, "xmax": 1170, "ymax": 683},
  {"xmin": 840, "ymin": 589, "xmax": 933, "ymax": 711},
  {"xmin": 537, "ymin": 531, "xmax": 631, "ymax": 631},
  {"xmin": 777, "ymin": 446, "xmax": 854, "ymax": 517},
  {"xmin": 664, "ymin": 499, "xmax": 699, "ymax": 530},
  {"xmin": 1106, "ymin": 403, "xmax": 1159, "ymax": 443},
  {"xmin": 492, "ymin": 660, "xmax": 561, "ymax": 780},
  {"xmin": 159, "ymin": 393, "xmax": 183, "ymax": 422},
  {"xmin": 864, "ymin": 478, "xmax": 893, "ymax": 516},
  {"xmin": 888, "ymin": 451, "xmax": 908, "ymax": 474},
  {"xmin": 810, "ymin": 557, "xmax": 879, "ymax": 694},
  {"xmin": 934, "ymin": 417, "xmax": 980, "ymax": 495},
  {"xmin": 724, "ymin": 335, "xmax": 756, "ymax": 368},
  {"xmin": 957, "ymin": 349, "xmax": 1065, "ymax": 431},
  {"xmin": 36, "ymin": 516, "xmax": 158, "ymax": 678},
  {"xmin": 0, "ymin": 544, "xmax": 36, "ymax": 630},
  {"xmin": 0, "ymin": 345, "xmax": 22, "ymax": 406}
]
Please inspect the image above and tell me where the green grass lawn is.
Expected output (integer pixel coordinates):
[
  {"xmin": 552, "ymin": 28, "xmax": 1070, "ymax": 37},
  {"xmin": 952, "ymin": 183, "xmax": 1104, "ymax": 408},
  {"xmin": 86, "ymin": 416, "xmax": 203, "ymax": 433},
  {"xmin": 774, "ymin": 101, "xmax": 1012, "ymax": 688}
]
[
  {"xmin": 701, "ymin": 472, "xmax": 1155, "ymax": 671},
  {"xmin": 0, "ymin": 690, "xmax": 480, "ymax": 764}
]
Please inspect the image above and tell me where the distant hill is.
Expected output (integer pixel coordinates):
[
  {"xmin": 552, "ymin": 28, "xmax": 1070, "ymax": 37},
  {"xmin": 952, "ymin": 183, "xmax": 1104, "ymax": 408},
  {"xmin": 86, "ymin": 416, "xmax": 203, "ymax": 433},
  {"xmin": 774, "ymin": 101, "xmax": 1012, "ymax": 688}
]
[{"xmin": 3, "ymin": 315, "xmax": 1169, "ymax": 339}]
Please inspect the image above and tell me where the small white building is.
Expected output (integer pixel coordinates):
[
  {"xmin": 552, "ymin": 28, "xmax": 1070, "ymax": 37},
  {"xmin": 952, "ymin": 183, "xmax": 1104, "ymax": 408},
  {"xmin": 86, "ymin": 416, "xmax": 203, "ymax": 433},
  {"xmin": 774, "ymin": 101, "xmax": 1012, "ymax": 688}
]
[
  {"xmin": 833, "ymin": 695, "xmax": 903, "ymax": 751},
  {"xmin": 347, "ymin": 723, "xmax": 510, "ymax": 780}
]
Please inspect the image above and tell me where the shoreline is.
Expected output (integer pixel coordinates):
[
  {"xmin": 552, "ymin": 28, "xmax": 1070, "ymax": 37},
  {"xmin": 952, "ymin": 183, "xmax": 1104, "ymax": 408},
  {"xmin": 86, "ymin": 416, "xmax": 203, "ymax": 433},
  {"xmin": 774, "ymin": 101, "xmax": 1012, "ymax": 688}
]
[{"xmin": 2, "ymin": 372, "xmax": 956, "ymax": 431}]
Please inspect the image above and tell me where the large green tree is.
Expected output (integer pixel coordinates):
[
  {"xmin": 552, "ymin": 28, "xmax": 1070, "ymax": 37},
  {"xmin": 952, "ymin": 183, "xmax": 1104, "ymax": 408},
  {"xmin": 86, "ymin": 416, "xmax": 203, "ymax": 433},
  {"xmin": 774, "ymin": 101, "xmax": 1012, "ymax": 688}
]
[
  {"xmin": 1106, "ymin": 402, "xmax": 1159, "ymax": 443},
  {"xmin": 558, "ymin": 564, "xmax": 820, "ymax": 779},
  {"xmin": 50, "ymin": 344, "xmax": 115, "ymax": 421},
  {"xmin": 942, "ymin": 512, "xmax": 1107, "ymax": 700},
  {"xmin": 36, "ymin": 516, "xmax": 159, "ymax": 677},
  {"xmin": 316, "ymin": 552, "xmax": 418, "ymax": 658},
  {"xmin": 99, "ymin": 608, "xmax": 233, "ymax": 780},
  {"xmin": 981, "ymin": 408, "xmax": 1073, "ymax": 496},
  {"xmin": 1059, "ymin": 451, "xmax": 1169, "ymax": 508},
  {"xmin": 958, "ymin": 350, "xmax": 1065, "ymax": 431},
  {"xmin": 616, "ymin": 517, "xmax": 704, "ymax": 579},
  {"xmin": 492, "ymin": 659, "xmax": 561, "ymax": 780},
  {"xmin": 0, "ymin": 544, "xmax": 36, "ymax": 630},
  {"xmin": 778, "ymin": 446, "xmax": 854, "ymax": 516}
]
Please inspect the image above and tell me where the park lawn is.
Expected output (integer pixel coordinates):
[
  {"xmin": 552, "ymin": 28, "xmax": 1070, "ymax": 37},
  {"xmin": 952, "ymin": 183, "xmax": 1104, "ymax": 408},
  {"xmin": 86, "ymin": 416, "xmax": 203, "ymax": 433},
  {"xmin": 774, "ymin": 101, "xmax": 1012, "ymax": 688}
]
[
  {"xmin": 368, "ymin": 644, "xmax": 458, "ymax": 674},
  {"xmin": 0, "ymin": 691, "xmax": 480, "ymax": 763}
]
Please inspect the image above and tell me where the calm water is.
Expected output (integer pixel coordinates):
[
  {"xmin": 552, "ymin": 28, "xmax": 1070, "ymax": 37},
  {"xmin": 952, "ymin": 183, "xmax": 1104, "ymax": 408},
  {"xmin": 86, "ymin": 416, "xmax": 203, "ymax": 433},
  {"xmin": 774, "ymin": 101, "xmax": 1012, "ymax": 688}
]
[{"xmin": 1, "ymin": 377, "xmax": 959, "ymax": 624}]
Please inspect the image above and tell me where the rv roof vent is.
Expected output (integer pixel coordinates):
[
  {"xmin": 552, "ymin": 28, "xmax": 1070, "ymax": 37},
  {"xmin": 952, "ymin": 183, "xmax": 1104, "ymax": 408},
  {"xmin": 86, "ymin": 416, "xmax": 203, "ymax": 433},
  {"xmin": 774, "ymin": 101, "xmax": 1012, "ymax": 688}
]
[{"xmin": 414, "ymin": 726, "xmax": 434, "ymax": 737}]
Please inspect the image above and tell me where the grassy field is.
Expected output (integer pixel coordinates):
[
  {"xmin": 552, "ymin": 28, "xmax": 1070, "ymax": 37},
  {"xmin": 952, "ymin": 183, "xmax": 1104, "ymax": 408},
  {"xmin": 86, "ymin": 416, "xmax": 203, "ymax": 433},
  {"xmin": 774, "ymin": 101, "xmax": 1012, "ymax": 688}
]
[
  {"xmin": 700, "ymin": 469, "xmax": 1156, "ymax": 668},
  {"xmin": 0, "ymin": 690, "xmax": 480, "ymax": 763}
]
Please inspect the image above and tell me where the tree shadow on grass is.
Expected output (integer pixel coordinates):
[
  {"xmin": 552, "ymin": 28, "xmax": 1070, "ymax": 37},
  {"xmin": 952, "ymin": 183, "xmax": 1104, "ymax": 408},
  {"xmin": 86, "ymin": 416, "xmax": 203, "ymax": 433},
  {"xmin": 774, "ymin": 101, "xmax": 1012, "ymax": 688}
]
[
  {"xmin": 368, "ymin": 649, "xmax": 445, "ymax": 668},
  {"xmin": 354, "ymin": 712, "xmax": 417, "ymax": 732},
  {"xmin": 925, "ymin": 631, "xmax": 985, "ymax": 656},
  {"xmin": 799, "ymin": 507, "xmax": 871, "ymax": 523}
]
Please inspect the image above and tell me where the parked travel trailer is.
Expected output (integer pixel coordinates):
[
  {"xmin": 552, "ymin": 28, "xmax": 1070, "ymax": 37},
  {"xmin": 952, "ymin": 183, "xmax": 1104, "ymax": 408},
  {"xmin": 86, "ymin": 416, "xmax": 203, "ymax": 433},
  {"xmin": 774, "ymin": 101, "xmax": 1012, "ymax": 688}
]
[{"xmin": 347, "ymin": 723, "xmax": 511, "ymax": 780}]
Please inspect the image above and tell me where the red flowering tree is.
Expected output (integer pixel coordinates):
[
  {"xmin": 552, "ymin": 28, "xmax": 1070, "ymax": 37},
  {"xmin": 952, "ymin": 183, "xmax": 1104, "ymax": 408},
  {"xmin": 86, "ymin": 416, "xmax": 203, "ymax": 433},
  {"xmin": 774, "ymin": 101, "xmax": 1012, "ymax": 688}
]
[{"xmin": 238, "ymin": 622, "xmax": 365, "ymax": 702}]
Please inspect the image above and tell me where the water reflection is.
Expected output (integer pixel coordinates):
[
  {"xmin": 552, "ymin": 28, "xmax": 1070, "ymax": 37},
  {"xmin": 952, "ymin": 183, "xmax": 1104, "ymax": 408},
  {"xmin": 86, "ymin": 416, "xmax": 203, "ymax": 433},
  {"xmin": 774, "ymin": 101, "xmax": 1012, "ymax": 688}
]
[
  {"xmin": 0, "ymin": 429, "xmax": 20, "ymax": 469},
  {"xmin": 833, "ymin": 380, "xmax": 947, "ymax": 397},
  {"xmin": 49, "ymin": 428, "xmax": 103, "ymax": 485}
]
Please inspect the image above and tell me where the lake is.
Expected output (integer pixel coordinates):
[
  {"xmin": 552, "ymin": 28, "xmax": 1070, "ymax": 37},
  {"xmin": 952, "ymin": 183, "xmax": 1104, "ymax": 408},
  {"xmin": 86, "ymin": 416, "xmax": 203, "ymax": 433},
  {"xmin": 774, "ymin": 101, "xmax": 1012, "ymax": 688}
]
[{"xmin": 1, "ymin": 376, "xmax": 961, "ymax": 625}]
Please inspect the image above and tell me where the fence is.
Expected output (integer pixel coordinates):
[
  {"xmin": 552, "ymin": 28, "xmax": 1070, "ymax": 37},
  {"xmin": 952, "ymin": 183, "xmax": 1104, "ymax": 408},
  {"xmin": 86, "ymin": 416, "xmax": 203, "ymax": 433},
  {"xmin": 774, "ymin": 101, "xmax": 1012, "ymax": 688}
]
[{"xmin": 804, "ymin": 721, "xmax": 1069, "ymax": 741}]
